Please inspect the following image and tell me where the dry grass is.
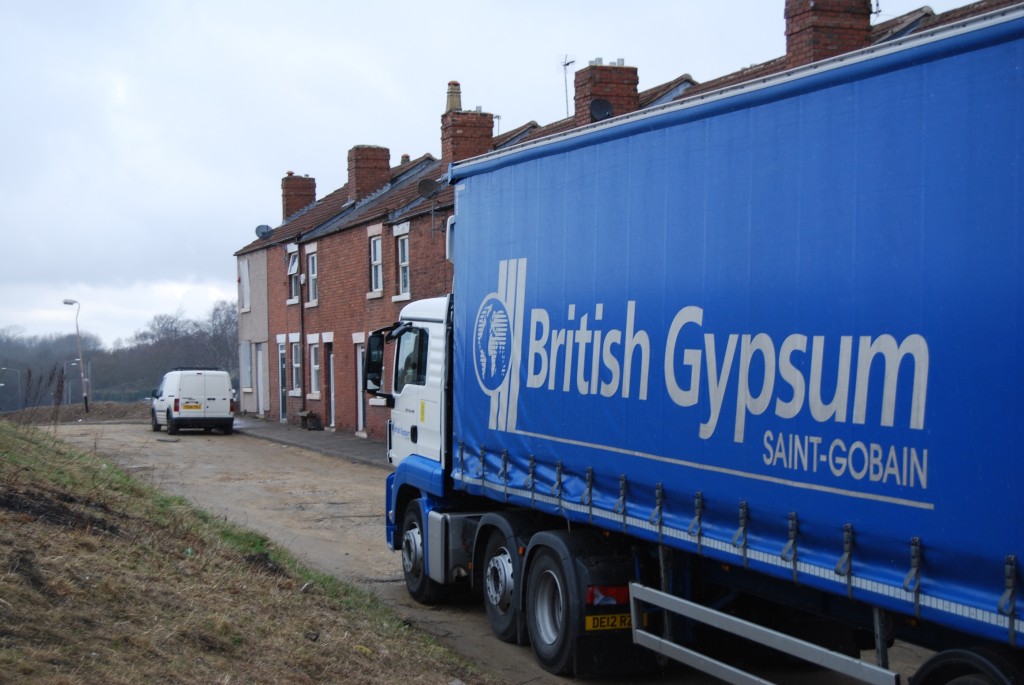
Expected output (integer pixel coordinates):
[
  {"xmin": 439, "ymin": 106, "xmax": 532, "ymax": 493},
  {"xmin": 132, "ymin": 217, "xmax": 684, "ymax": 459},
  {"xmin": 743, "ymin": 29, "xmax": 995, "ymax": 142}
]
[{"xmin": 0, "ymin": 419, "xmax": 505, "ymax": 684}]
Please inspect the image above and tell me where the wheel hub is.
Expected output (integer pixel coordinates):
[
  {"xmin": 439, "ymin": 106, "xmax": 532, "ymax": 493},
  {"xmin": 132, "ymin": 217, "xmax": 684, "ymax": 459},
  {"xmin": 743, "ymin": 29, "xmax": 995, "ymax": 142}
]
[
  {"xmin": 402, "ymin": 526, "xmax": 423, "ymax": 576},
  {"xmin": 485, "ymin": 547, "xmax": 514, "ymax": 612}
]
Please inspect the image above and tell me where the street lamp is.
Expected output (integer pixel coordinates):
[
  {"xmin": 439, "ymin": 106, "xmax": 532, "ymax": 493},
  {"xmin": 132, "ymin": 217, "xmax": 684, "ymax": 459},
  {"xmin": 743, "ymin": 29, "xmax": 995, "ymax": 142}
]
[
  {"xmin": 1, "ymin": 367, "xmax": 22, "ymax": 410},
  {"xmin": 63, "ymin": 298, "xmax": 89, "ymax": 413}
]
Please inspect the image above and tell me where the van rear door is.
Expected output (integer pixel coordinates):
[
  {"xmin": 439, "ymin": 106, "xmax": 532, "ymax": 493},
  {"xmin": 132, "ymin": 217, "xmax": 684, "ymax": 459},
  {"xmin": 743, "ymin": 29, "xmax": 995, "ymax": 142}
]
[
  {"xmin": 178, "ymin": 372, "xmax": 206, "ymax": 419},
  {"xmin": 203, "ymin": 373, "xmax": 232, "ymax": 418}
]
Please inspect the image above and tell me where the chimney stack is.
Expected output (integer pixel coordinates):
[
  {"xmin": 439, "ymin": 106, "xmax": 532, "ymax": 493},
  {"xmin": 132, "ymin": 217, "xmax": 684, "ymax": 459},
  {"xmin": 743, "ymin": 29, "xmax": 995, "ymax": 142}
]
[
  {"xmin": 785, "ymin": 0, "xmax": 873, "ymax": 68},
  {"xmin": 445, "ymin": 80, "xmax": 462, "ymax": 113},
  {"xmin": 347, "ymin": 145, "xmax": 391, "ymax": 203},
  {"xmin": 573, "ymin": 59, "xmax": 639, "ymax": 128},
  {"xmin": 281, "ymin": 171, "xmax": 316, "ymax": 222},
  {"xmin": 441, "ymin": 82, "xmax": 494, "ymax": 166}
]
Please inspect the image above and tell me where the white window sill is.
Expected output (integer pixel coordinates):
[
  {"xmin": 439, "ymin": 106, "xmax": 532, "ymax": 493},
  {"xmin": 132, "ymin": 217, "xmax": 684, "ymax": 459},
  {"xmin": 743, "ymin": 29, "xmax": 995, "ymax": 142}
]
[
  {"xmin": 306, "ymin": 392, "xmax": 321, "ymax": 401},
  {"xmin": 391, "ymin": 292, "xmax": 411, "ymax": 303},
  {"xmin": 286, "ymin": 297, "xmax": 299, "ymax": 306},
  {"xmin": 288, "ymin": 389, "xmax": 302, "ymax": 397},
  {"xmin": 304, "ymin": 300, "xmax": 318, "ymax": 309},
  {"xmin": 369, "ymin": 397, "xmax": 389, "ymax": 407},
  {"xmin": 366, "ymin": 290, "xmax": 383, "ymax": 300},
  {"xmin": 242, "ymin": 387, "xmax": 254, "ymax": 393},
  {"xmin": 239, "ymin": 306, "xmax": 251, "ymax": 314}
]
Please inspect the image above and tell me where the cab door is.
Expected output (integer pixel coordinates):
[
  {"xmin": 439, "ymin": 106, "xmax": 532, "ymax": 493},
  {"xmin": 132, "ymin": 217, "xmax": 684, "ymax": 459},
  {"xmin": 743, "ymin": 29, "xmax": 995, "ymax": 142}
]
[{"xmin": 388, "ymin": 323, "xmax": 443, "ymax": 466}]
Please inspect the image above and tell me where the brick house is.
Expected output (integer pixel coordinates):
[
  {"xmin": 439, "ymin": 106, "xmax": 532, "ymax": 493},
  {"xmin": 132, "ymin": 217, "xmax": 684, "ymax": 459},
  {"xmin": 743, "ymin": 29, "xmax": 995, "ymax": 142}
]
[{"xmin": 235, "ymin": 0, "xmax": 1018, "ymax": 439}]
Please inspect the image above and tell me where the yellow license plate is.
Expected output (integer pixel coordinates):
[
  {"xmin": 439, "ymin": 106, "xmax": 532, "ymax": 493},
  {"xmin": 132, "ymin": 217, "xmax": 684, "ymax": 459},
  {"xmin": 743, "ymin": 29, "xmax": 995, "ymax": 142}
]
[
  {"xmin": 182, "ymin": 403, "xmax": 202, "ymax": 410},
  {"xmin": 585, "ymin": 613, "xmax": 632, "ymax": 631}
]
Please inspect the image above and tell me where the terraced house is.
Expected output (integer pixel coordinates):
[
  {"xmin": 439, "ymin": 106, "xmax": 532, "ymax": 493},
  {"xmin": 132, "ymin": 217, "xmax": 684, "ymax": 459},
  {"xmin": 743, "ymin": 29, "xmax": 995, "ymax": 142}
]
[{"xmin": 234, "ymin": 0, "xmax": 1020, "ymax": 440}]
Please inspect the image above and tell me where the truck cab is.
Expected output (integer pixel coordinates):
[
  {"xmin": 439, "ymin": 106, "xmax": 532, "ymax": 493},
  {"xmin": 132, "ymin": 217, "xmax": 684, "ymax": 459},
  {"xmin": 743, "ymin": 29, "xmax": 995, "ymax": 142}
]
[{"xmin": 365, "ymin": 296, "xmax": 450, "ymax": 469}]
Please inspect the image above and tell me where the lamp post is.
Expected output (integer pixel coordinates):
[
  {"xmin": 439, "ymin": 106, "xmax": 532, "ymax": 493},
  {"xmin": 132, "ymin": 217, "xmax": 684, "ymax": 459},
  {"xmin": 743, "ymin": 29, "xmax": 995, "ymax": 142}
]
[
  {"xmin": 62, "ymin": 299, "xmax": 89, "ymax": 413},
  {"xmin": 1, "ymin": 367, "xmax": 22, "ymax": 410}
]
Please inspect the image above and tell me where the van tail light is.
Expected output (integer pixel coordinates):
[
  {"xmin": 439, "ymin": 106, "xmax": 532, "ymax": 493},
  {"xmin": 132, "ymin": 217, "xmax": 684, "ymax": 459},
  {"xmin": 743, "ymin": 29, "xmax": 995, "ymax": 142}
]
[
  {"xmin": 173, "ymin": 398, "xmax": 179, "ymax": 412},
  {"xmin": 230, "ymin": 398, "xmax": 236, "ymax": 413}
]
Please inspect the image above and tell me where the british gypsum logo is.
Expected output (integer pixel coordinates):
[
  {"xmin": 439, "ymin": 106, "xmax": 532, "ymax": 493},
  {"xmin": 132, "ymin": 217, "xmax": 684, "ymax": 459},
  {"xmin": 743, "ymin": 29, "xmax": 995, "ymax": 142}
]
[{"xmin": 473, "ymin": 259, "xmax": 528, "ymax": 431}]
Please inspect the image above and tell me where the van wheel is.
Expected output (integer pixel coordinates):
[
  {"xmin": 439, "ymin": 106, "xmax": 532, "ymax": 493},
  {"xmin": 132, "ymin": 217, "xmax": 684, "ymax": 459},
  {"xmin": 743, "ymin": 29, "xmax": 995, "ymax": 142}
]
[
  {"xmin": 166, "ymin": 411, "xmax": 179, "ymax": 435},
  {"xmin": 151, "ymin": 411, "xmax": 161, "ymax": 432},
  {"xmin": 222, "ymin": 422, "xmax": 233, "ymax": 435}
]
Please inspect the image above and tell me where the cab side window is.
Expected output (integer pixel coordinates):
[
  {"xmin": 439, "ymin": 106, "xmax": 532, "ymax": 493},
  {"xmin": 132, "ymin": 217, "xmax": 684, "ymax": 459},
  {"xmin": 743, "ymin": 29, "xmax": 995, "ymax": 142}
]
[{"xmin": 394, "ymin": 328, "xmax": 428, "ymax": 393}]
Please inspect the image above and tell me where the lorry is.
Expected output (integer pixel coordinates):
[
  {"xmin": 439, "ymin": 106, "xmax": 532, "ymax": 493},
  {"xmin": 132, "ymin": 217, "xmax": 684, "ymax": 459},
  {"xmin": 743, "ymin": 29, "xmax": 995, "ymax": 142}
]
[{"xmin": 364, "ymin": 6, "xmax": 1024, "ymax": 683}]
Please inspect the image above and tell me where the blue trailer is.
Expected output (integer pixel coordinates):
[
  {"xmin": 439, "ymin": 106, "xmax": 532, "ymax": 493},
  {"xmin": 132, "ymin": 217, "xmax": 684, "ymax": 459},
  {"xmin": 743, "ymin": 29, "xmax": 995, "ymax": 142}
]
[{"xmin": 365, "ymin": 6, "xmax": 1024, "ymax": 682}]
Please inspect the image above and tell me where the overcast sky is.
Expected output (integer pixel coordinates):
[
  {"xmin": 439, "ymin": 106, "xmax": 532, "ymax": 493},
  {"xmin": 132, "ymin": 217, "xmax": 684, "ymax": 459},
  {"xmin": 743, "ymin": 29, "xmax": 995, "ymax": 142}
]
[{"xmin": 1, "ymin": 0, "xmax": 970, "ymax": 349}]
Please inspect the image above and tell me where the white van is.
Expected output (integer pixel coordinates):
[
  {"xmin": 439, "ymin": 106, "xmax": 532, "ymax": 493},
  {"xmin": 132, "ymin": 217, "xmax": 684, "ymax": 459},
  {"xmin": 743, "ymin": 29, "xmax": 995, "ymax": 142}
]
[{"xmin": 151, "ymin": 368, "xmax": 235, "ymax": 435}]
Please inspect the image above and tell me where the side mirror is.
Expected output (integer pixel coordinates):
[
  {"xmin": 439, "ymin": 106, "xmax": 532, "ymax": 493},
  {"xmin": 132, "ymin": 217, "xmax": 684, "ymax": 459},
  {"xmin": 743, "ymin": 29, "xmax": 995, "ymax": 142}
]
[
  {"xmin": 151, "ymin": 389, "xmax": 159, "ymax": 398},
  {"xmin": 364, "ymin": 332, "xmax": 385, "ymax": 393}
]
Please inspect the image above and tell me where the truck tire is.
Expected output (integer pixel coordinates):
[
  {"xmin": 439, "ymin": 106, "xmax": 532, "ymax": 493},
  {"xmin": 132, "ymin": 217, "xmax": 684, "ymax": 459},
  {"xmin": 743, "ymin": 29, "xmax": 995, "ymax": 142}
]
[
  {"xmin": 151, "ymin": 411, "xmax": 161, "ymax": 432},
  {"xmin": 401, "ymin": 500, "xmax": 443, "ymax": 604},
  {"xmin": 483, "ymin": 529, "xmax": 519, "ymax": 643},
  {"xmin": 222, "ymin": 421, "xmax": 233, "ymax": 435},
  {"xmin": 526, "ymin": 547, "xmax": 576, "ymax": 675},
  {"xmin": 166, "ymin": 410, "xmax": 179, "ymax": 435}
]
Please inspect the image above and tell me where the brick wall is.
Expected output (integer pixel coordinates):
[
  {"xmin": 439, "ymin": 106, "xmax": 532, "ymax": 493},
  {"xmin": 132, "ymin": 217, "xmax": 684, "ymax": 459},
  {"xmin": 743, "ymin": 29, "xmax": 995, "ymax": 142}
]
[
  {"xmin": 297, "ymin": 206, "xmax": 452, "ymax": 439},
  {"xmin": 785, "ymin": 0, "xmax": 872, "ymax": 67}
]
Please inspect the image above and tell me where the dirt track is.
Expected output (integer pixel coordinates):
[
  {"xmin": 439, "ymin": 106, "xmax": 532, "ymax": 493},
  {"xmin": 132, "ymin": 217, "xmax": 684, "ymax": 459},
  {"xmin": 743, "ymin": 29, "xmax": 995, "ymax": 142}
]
[{"xmin": 53, "ymin": 422, "xmax": 929, "ymax": 685}]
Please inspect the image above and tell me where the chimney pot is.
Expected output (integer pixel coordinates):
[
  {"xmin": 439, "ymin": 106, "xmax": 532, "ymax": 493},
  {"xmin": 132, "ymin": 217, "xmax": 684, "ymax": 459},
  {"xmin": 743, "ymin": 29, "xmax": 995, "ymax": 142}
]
[{"xmin": 446, "ymin": 81, "xmax": 462, "ymax": 113}]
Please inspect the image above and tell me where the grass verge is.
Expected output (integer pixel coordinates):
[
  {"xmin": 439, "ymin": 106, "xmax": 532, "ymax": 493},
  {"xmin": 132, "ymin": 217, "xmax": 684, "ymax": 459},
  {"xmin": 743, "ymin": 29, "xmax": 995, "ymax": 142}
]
[{"xmin": 0, "ymin": 419, "xmax": 504, "ymax": 684}]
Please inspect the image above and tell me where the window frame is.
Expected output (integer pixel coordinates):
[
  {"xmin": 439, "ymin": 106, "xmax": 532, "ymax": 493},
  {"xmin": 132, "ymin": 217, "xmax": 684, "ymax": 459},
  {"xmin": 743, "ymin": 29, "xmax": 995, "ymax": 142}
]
[
  {"xmin": 287, "ymin": 250, "xmax": 300, "ymax": 304},
  {"xmin": 397, "ymin": 234, "xmax": 410, "ymax": 295},
  {"xmin": 309, "ymin": 342, "xmax": 320, "ymax": 396},
  {"xmin": 306, "ymin": 252, "xmax": 318, "ymax": 305},
  {"xmin": 369, "ymin": 236, "xmax": 382, "ymax": 293},
  {"xmin": 290, "ymin": 341, "xmax": 302, "ymax": 391}
]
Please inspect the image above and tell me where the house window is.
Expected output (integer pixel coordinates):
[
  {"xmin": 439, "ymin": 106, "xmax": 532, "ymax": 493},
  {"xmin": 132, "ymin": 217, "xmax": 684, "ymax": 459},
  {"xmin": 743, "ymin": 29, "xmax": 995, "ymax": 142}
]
[
  {"xmin": 291, "ymin": 342, "xmax": 301, "ymax": 390},
  {"xmin": 397, "ymin": 235, "xmax": 410, "ymax": 295},
  {"xmin": 287, "ymin": 251, "xmax": 300, "ymax": 301},
  {"xmin": 306, "ymin": 252, "xmax": 318, "ymax": 304},
  {"xmin": 239, "ymin": 259, "xmax": 251, "ymax": 312},
  {"xmin": 240, "ymin": 340, "xmax": 252, "ymax": 390},
  {"xmin": 309, "ymin": 343, "xmax": 320, "ymax": 394},
  {"xmin": 369, "ymin": 236, "xmax": 382, "ymax": 292}
]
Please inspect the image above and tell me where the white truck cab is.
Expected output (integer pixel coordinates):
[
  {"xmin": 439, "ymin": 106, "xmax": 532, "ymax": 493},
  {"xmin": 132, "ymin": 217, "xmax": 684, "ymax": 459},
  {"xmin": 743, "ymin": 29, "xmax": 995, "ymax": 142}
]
[{"xmin": 365, "ymin": 296, "xmax": 449, "ymax": 468}]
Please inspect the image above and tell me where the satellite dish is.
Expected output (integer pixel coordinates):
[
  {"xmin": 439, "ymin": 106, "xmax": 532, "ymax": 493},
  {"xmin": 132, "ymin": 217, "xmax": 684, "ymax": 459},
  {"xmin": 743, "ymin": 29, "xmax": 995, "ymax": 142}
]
[
  {"xmin": 255, "ymin": 224, "xmax": 272, "ymax": 239},
  {"xmin": 589, "ymin": 98, "xmax": 613, "ymax": 122},
  {"xmin": 417, "ymin": 178, "xmax": 439, "ymax": 199}
]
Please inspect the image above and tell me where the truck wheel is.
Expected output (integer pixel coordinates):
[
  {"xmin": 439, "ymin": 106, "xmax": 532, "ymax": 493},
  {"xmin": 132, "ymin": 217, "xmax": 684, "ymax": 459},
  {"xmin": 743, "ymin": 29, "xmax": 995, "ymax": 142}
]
[
  {"xmin": 401, "ymin": 500, "xmax": 443, "ymax": 604},
  {"xmin": 222, "ymin": 422, "xmax": 233, "ymax": 435},
  {"xmin": 483, "ymin": 530, "xmax": 519, "ymax": 643},
  {"xmin": 166, "ymin": 411, "xmax": 179, "ymax": 435},
  {"xmin": 526, "ymin": 547, "xmax": 576, "ymax": 675},
  {"xmin": 151, "ymin": 411, "xmax": 161, "ymax": 432}
]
